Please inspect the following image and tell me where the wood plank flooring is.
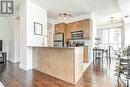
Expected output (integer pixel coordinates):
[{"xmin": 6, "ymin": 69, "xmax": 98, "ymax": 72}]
[{"xmin": 0, "ymin": 59, "xmax": 124, "ymax": 87}]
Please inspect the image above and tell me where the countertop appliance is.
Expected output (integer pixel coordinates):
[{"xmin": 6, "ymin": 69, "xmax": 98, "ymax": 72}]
[{"xmin": 53, "ymin": 33, "xmax": 64, "ymax": 47}]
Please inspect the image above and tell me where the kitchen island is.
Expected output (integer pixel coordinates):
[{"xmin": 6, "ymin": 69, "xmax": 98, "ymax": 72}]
[{"xmin": 33, "ymin": 47, "xmax": 86, "ymax": 84}]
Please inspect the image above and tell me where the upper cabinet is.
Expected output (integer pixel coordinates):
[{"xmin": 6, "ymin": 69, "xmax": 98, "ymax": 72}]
[
  {"xmin": 69, "ymin": 21, "xmax": 80, "ymax": 31},
  {"xmin": 55, "ymin": 19, "xmax": 90, "ymax": 40},
  {"xmin": 79, "ymin": 19, "xmax": 90, "ymax": 39},
  {"xmin": 55, "ymin": 23, "xmax": 66, "ymax": 33},
  {"xmin": 66, "ymin": 21, "xmax": 80, "ymax": 39},
  {"xmin": 66, "ymin": 19, "xmax": 90, "ymax": 40}
]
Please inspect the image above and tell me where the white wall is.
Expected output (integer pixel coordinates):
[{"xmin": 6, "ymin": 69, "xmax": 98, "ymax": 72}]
[
  {"xmin": 117, "ymin": 0, "xmax": 130, "ymax": 23},
  {"xmin": 8, "ymin": 19, "xmax": 15, "ymax": 62},
  {"xmin": 26, "ymin": 0, "xmax": 47, "ymax": 47},
  {"xmin": 0, "ymin": 18, "xmax": 9, "ymax": 58},
  {"xmin": 19, "ymin": 0, "xmax": 47, "ymax": 70},
  {"xmin": 0, "ymin": 18, "xmax": 15, "ymax": 61},
  {"xmin": 89, "ymin": 13, "xmax": 97, "ymax": 62},
  {"xmin": 0, "ymin": 0, "xmax": 48, "ymax": 66},
  {"xmin": 14, "ymin": 17, "xmax": 20, "ymax": 62},
  {"xmin": 19, "ymin": 0, "xmax": 29, "ymax": 70},
  {"xmin": 117, "ymin": 0, "xmax": 130, "ymax": 47},
  {"xmin": 47, "ymin": 22, "xmax": 54, "ymax": 47},
  {"xmin": 124, "ymin": 23, "xmax": 130, "ymax": 46}
]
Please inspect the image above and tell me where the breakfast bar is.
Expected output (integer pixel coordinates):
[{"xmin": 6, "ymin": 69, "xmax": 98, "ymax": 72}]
[{"xmin": 33, "ymin": 47, "xmax": 84, "ymax": 84}]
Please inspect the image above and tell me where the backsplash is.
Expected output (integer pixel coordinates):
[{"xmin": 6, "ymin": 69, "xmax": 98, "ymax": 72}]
[{"xmin": 69, "ymin": 39, "xmax": 91, "ymax": 46}]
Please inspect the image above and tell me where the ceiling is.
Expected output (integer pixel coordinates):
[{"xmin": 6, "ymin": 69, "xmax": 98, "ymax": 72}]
[
  {"xmin": 17, "ymin": 0, "xmax": 122, "ymax": 25},
  {"xmin": 117, "ymin": 0, "xmax": 130, "ymax": 23},
  {"xmin": 15, "ymin": 0, "xmax": 24, "ymax": 12}
]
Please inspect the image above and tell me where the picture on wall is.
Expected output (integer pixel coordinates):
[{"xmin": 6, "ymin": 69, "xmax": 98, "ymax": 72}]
[{"xmin": 34, "ymin": 22, "xmax": 43, "ymax": 35}]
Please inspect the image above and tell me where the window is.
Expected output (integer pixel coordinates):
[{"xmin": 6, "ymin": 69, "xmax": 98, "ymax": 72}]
[{"xmin": 97, "ymin": 27, "xmax": 122, "ymax": 51}]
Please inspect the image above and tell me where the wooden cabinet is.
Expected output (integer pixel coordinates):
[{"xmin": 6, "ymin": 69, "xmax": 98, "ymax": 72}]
[
  {"xmin": 70, "ymin": 21, "xmax": 80, "ymax": 31},
  {"xmin": 83, "ymin": 47, "xmax": 88, "ymax": 63},
  {"xmin": 66, "ymin": 19, "xmax": 90, "ymax": 40},
  {"xmin": 80, "ymin": 19, "xmax": 90, "ymax": 39},
  {"xmin": 55, "ymin": 23, "xmax": 66, "ymax": 33},
  {"xmin": 66, "ymin": 21, "xmax": 81, "ymax": 40},
  {"xmin": 66, "ymin": 23, "xmax": 72, "ymax": 39},
  {"xmin": 55, "ymin": 19, "xmax": 90, "ymax": 44}
]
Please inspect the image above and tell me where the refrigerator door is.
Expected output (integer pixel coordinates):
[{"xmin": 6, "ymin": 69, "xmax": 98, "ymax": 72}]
[
  {"xmin": 54, "ymin": 33, "xmax": 63, "ymax": 41},
  {"xmin": 54, "ymin": 41, "xmax": 63, "ymax": 47},
  {"xmin": 54, "ymin": 33, "xmax": 64, "ymax": 47}
]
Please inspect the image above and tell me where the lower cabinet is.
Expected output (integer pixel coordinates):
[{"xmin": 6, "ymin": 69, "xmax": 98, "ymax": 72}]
[{"xmin": 83, "ymin": 47, "xmax": 88, "ymax": 63}]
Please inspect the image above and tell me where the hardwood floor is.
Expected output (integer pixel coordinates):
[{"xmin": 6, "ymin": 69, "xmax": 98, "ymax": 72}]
[{"xmin": 0, "ymin": 59, "xmax": 124, "ymax": 87}]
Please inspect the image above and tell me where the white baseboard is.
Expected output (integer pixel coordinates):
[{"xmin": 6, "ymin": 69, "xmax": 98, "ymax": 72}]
[
  {"xmin": 8, "ymin": 59, "xmax": 15, "ymax": 64},
  {"xmin": 19, "ymin": 64, "xmax": 26, "ymax": 70},
  {"xmin": 8, "ymin": 59, "xmax": 19, "ymax": 64},
  {"xmin": 19, "ymin": 64, "xmax": 32, "ymax": 71}
]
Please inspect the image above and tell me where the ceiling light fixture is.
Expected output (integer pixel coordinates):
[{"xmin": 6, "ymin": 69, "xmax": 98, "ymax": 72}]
[{"xmin": 59, "ymin": 13, "xmax": 71, "ymax": 19}]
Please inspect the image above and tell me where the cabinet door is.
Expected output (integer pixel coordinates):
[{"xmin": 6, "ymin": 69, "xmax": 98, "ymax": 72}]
[
  {"xmin": 66, "ymin": 22, "xmax": 80, "ymax": 40},
  {"xmin": 80, "ymin": 19, "xmax": 90, "ymax": 39},
  {"xmin": 71, "ymin": 21, "xmax": 80, "ymax": 31},
  {"xmin": 55, "ymin": 23, "xmax": 66, "ymax": 33},
  {"xmin": 66, "ymin": 23, "xmax": 72, "ymax": 40},
  {"xmin": 83, "ymin": 47, "xmax": 88, "ymax": 63}
]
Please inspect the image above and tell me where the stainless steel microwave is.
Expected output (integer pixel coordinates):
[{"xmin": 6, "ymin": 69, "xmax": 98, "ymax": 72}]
[{"xmin": 71, "ymin": 31, "xmax": 83, "ymax": 40}]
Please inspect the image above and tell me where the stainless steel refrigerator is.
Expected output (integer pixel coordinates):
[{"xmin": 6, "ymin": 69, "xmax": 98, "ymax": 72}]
[{"xmin": 53, "ymin": 33, "xmax": 64, "ymax": 47}]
